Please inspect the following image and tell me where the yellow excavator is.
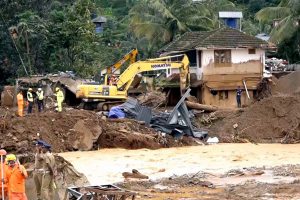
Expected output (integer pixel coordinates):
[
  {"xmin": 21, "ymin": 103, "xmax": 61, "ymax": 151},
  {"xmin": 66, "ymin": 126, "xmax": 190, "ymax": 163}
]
[
  {"xmin": 76, "ymin": 54, "xmax": 190, "ymax": 110},
  {"xmin": 101, "ymin": 48, "xmax": 138, "ymax": 85}
]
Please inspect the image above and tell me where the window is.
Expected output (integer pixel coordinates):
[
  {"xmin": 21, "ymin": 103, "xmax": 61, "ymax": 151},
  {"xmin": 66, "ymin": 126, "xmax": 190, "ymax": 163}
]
[
  {"xmin": 214, "ymin": 50, "xmax": 231, "ymax": 64},
  {"xmin": 248, "ymin": 49, "xmax": 256, "ymax": 54},
  {"xmin": 219, "ymin": 91, "xmax": 229, "ymax": 100}
]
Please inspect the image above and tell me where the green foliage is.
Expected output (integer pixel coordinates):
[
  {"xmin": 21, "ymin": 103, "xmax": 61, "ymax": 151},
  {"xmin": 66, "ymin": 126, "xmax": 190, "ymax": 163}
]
[
  {"xmin": 256, "ymin": 0, "xmax": 300, "ymax": 43},
  {"xmin": 0, "ymin": 0, "xmax": 299, "ymax": 87},
  {"xmin": 276, "ymin": 28, "xmax": 300, "ymax": 63}
]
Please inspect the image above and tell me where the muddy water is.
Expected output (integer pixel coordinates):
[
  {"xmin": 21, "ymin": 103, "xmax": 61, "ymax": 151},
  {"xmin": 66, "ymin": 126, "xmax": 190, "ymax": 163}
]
[{"xmin": 60, "ymin": 143, "xmax": 300, "ymax": 185}]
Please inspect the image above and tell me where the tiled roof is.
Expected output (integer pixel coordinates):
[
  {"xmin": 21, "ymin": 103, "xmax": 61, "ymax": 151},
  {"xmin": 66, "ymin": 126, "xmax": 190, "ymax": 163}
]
[{"xmin": 159, "ymin": 27, "xmax": 270, "ymax": 53}]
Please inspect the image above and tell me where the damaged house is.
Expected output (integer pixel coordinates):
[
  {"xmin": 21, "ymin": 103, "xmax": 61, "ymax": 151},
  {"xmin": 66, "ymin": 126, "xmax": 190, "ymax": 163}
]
[{"xmin": 159, "ymin": 27, "xmax": 271, "ymax": 108}]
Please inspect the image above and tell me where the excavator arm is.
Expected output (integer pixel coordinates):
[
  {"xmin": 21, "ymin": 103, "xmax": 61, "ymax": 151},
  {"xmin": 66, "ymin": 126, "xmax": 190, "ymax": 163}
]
[
  {"xmin": 116, "ymin": 54, "xmax": 190, "ymax": 95},
  {"xmin": 106, "ymin": 48, "xmax": 138, "ymax": 74}
]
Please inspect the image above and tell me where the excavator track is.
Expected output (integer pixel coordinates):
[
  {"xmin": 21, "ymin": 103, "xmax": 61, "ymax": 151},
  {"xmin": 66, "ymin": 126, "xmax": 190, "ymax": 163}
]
[{"xmin": 97, "ymin": 101, "xmax": 125, "ymax": 111}]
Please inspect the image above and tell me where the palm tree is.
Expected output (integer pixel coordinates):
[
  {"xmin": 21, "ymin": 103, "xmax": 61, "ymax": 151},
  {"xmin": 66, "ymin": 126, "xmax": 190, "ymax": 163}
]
[
  {"xmin": 129, "ymin": 0, "xmax": 212, "ymax": 44},
  {"xmin": 129, "ymin": 0, "xmax": 236, "ymax": 45},
  {"xmin": 256, "ymin": 0, "xmax": 300, "ymax": 43}
]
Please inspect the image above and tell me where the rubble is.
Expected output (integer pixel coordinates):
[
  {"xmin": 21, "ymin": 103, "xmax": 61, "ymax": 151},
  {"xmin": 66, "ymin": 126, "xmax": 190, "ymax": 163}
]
[
  {"xmin": 0, "ymin": 86, "xmax": 15, "ymax": 106},
  {"xmin": 272, "ymin": 71, "xmax": 300, "ymax": 95},
  {"xmin": 121, "ymin": 89, "xmax": 208, "ymax": 139},
  {"xmin": 137, "ymin": 91, "xmax": 166, "ymax": 107},
  {"xmin": 206, "ymin": 95, "xmax": 300, "ymax": 143},
  {"xmin": 0, "ymin": 107, "xmax": 199, "ymax": 153}
]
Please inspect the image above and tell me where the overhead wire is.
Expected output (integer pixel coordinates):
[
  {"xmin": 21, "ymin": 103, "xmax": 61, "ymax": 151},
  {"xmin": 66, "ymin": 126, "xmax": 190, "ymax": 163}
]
[{"xmin": 0, "ymin": 12, "xmax": 29, "ymax": 76}]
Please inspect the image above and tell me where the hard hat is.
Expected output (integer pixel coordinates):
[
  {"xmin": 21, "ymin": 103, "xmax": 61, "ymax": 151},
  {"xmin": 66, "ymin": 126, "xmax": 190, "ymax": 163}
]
[
  {"xmin": 38, "ymin": 88, "xmax": 42, "ymax": 91},
  {"xmin": 0, "ymin": 149, "xmax": 7, "ymax": 156},
  {"xmin": 55, "ymin": 87, "xmax": 60, "ymax": 92},
  {"xmin": 28, "ymin": 88, "xmax": 33, "ymax": 91},
  {"xmin": 6, "ymin": 154, "xmax": 16, "ymax": 161}
]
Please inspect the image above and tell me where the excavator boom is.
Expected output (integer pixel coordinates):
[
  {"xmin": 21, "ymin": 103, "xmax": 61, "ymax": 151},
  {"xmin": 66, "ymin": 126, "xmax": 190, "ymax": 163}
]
[
  {"xmin": 105, "ymin": 48, "xmax": 138, "ymax": 74},
  {"xmin": 116, "ymin": 54, "xmax": 189, "ymax": 94},
  {"xmin": 76, "ymin": 54, "xmax": 190, "ymax": 110}
]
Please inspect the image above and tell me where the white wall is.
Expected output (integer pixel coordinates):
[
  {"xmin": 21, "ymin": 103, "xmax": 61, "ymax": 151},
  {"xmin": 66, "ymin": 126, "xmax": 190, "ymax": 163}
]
[
  {"xmin": 200, "ymin": 48, "xmax": 265, "ymax": 75},
  {"xmin": 231, "ymin": 49, "xmax": 264, "ymax": 63}
]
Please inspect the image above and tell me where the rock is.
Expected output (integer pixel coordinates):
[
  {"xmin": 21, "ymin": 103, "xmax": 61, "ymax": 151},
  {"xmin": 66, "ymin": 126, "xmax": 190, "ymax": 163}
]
[
  {"xmin": 122, "ymin": 169, "xmax": 149, "ymax": 179},
  {"xmin": 73, "ymin": 120, "xmax": 102, "ymax": 151}
]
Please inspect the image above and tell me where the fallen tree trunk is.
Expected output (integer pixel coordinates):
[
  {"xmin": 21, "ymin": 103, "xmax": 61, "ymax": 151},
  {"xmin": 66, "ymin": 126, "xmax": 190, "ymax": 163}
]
[{"xmin": 185, "ymin": 101, "xmax": 218, "ymax": 112}]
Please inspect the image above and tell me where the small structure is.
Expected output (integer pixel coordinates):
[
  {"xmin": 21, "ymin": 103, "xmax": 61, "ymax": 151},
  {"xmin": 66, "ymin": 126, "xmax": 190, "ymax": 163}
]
[
  {"xmin": 256, "ymin": 33, "xmax": 270, "ymax": 42},
  {"xmin": 92, "ymin": 16, "xmax": 107, "ymax": 33},
  {"xmin": 219, "ymin": 11, "xmax": 243, "ymax": 30},
  {"xmin": 159, "ymin": 27, "xmax": 272, "ymax": 108}
]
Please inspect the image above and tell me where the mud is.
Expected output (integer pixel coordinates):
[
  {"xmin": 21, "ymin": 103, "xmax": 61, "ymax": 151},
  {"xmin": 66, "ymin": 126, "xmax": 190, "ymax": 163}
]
[
  {"xmin": 118, "ymin": 165, "xmax": 300, "ymax": 200},
  {"xmin": 0, "ymin": 108, "xmax": 198, "ymax": 153},
  {"xmin": 272, "ymin": 71, "xmax": 300, "ymax": 95},
  {"xmin": 137, "ymin": 91, "xmax": 166, "ymax": 107},
  {"xmin": 203, "ymin": 95, "xmax": 300, "ymax": 143}
]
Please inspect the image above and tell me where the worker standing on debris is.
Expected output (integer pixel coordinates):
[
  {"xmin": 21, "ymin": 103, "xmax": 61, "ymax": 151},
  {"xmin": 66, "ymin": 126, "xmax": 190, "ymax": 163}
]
[
  {"xmin": 54, "ymin": 87, "xmax": 64, "ymax": 112},
  {"xmin": 0, "ymin": 149, "xmax": 7, "ymax": 200},
  {"xmin": 40, "ymin": 142, "xmax": 56, "ymax": 200},
  {"xmin": 5, "ymin": 154, "xmax": 28, "ymax": 200},
  {"xmin": 236, "ymin": 86, "xmax": 242, "ymax": 108},
  {"xmin": 17, "ymin": 91, "xmax": 24, "ymax": 117},
  {"xmin": 27, "ymin": 88, "xmax": 34, "ymax": 114},
  {"xmin": 33, "ymin": 141, "xmax": 45, "ymax": 200},
  {"xmin": 36, "ymin": 88, "xmax": 44, "ymax": 112}
]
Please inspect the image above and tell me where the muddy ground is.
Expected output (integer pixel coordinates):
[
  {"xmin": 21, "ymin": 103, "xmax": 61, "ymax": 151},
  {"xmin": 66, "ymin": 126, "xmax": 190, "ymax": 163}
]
[
  {"xmin": 61, "ymin": 145, "xmax": 300, "ymax": 200},
  {"xmin": 118, "ymin": 165, "xmax": 300, "ymax": 200},
  {"xmin": 196, "ymin": 94, "xmax": 300, "ymax": 144},
  {"xmin": 0, "ymin": 108, "xmax": 199, "ymax": 153}
]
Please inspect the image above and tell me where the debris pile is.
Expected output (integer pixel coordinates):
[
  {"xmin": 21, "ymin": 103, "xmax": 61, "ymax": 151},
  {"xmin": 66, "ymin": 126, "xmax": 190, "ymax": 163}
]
[
  {"xmin": 1, "ymin": 86, "xmax": 14, "ymax": 106},
  {"xmin": 272, "ymin": 71, "xmax": 300, "ymax": 95},
  {"xmin": 122, "ymin": 89, "xmax": 208, "ymax": 139},
  {"xmin": 209, "ymin": 95, "xmax": 300, "ymax": 143},
  {"xmin": 0, "ymin": 108, "xmax": 198, "ymax": 153},
  {"xmin": 137, "ymin": 91, "xmax": 166, "ymax": 107}
]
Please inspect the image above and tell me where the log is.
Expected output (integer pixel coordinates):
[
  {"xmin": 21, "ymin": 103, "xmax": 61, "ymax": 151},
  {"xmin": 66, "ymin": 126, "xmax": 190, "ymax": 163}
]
[{"xmin": 185, "ymin": 101, "xmax": 218, "ymax": 112}]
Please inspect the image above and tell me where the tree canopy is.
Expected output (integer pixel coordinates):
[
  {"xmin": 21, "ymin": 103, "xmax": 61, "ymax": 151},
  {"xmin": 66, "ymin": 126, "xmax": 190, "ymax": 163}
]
[{"xmin": 0, "ymin": 0, "xmax": 298, "ymax": 86}]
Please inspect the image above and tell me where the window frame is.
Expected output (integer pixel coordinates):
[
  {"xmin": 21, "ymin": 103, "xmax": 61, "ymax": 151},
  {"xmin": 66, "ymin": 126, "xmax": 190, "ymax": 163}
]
[{"xmin": 214, "ymin": 50, "xmax": 231, "ymax": 66}]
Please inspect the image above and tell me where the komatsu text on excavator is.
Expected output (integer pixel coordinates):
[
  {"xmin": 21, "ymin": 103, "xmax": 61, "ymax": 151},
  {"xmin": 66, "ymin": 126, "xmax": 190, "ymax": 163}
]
[{"xmin": 76, "ymin": 54, "xmax": 190, "ymax": 110}]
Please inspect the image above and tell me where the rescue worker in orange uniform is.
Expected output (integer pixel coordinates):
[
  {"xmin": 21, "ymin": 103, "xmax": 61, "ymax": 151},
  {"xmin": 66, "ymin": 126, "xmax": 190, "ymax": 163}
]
[
  {"xmin": 17, "ymin": 91, "xmax": 24, "ymax": 117},
  {"xmin": 5, "ymin": 154, "xmax": 28, "ymax": 200},
  {"xmin": 0, "ymin": 149, "xmax": 8, "ymax": 199}
]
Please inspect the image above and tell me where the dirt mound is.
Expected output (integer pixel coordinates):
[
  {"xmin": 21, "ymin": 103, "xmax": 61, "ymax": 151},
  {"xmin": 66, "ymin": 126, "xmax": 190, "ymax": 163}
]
[
  {"xmin": 1, "ymin": 86, "xmax": 14, "ymax": 106},
  {"xmin": 0, "ymin": 108, "xmax": 197, "ymax": 153},
  {"xmin": 208, "ymin": 95, "xmax": 300, "ymax": 143},
  {"xmin": 0, "ymin": 109, "xmax": 100, "ymax": 152},
  {"xmin": 137, "ymin": 91, "xmax": 166, "ymax": 107},
  {"xmin": 272, "ymin": 72, "xmax": 300, "ymax": 95},
  {"xmin": 97, "ymin": 118, "xmax": 197, "ymax": 149}
]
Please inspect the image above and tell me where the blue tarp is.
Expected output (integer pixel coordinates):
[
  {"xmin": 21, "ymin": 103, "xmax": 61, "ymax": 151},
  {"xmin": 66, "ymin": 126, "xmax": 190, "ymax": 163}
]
[{"xmin": 108, "ymin": 106, "xmax": 125, "ymax": 119}]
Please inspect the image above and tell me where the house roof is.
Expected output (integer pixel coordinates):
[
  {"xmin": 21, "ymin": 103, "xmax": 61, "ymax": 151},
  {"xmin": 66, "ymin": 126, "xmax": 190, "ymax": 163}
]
[{"xmin": 159, "ymin": 27, "xmax": 270, "ymax": 53}]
